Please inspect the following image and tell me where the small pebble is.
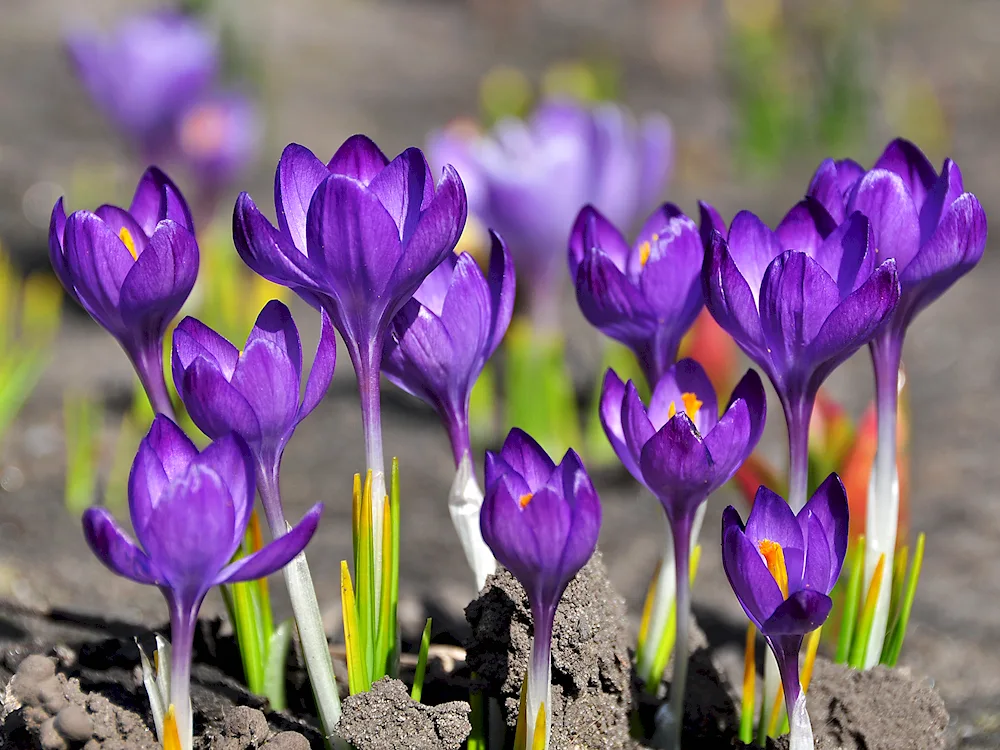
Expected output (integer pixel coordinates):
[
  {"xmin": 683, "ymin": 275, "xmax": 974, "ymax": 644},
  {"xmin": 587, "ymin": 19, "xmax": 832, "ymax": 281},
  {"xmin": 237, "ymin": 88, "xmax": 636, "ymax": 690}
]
[
  {"xmin": 262, "ymin": 731, "xmax": 311, "ymax": 750},
  {"xmin": 38, "ymin": 677, "xmax": 68, "ymax": 714},
  {"xmin": 39, "ymin": 716, "xmax": 68, "ymax": 750},
  {"xmin": 54, "ymin": 704, "xmax": 94, "ymax": 742},
  {"xmin": 16, "ymin": 654, "xmax": 56, "ymax": 684},
  {"xmin": 223, "ymin": 704, "xmax": 269, "ymax": 741}
]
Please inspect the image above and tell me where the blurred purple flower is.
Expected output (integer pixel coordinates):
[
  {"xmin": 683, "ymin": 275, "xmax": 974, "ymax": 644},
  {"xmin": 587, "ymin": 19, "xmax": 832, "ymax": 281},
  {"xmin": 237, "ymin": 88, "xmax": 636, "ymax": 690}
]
[
  {"xmin": 568, "ymin": 203, "xmax": 703, "ymax": 384},
  {"xmin": 383, "ymin": 232, "xmax": 514, "ymax": 466},
  {"xmin": 83, "ymin": 416, "xmax": 321, "ymax": 750},
  {"xmin": 703, "ymin": 205, "xmax": 900, "ymax": 510},
  {"xmin": 600, "ymin": 359, "xmax": 765, "ymax": 744},
  {"xmin": 49, "ymin": 167, "xmax": 198, "ymax": 416},
  {"xmin": 481, "ymin": 428, "xmax": 601, "ymax": 746},
  {"xmin": 430, "ymin": 100, "xmax": 672, "ymax": 328},
  {"xmin": 67, "ymin": 11, "xmax": 218, "ymax": 159},
  {"xmin": 722, "ymin": 475, "xmax": 848, "ymax": 726},
  {"xmin": 172, "ymin": 300, "xmax": 336, "ymax": 532}
]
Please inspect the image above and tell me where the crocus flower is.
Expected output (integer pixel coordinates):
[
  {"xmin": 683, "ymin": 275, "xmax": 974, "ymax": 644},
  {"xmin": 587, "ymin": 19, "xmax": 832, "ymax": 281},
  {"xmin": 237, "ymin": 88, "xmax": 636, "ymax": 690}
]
[
  {"xmin": 600, "ymin": 359, "xmax": 766, "ymax": 746},
  {"xmin": 481, "ymin": 428, "xmax": 602, "ymax": 749},
  {"xmin": 234, "ymin": 136, "xmax": 466, "ymax": 588},
  {"xmin": 722, "ymin": 475, "xmax": 849, "ymax": 749},
  {"xmin": 703, "ymin": 205, "xmax": 900, "ymax": 512},
  {"xmin": 805, "ymin": 139, "xmax": 987, "ymax": 666},
  {"xmin": 49, "ymin": 167, "xmax": 198, "ymax": 417},
  {"xmin": 171, "ymin": 299, "xmax": 336, "ymax": 533},
  {"xmin": 82, "ymin": 416, "xmax": 322, "ymax": 750},
  {"xmin": 568, "ymin": 203, "xmax": 703, "ymax": 384},
  {"xmin": 432, "ymin": 99, "xmax": 672, "ymax": 328},
  {"xmin": 383, "ymin": 232, "xmax": 514, "ymax": 588},
  {"xmin": 67, "ymin": 11, "xmax": 217, "ymax": 160}
]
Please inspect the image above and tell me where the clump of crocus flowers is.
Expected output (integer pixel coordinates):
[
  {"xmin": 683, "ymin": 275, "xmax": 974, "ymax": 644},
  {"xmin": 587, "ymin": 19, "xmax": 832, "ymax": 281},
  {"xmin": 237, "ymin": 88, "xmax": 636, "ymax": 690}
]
[{"xmin": 51, "ymin": 113, "xmax": 983, "ymax": 750}]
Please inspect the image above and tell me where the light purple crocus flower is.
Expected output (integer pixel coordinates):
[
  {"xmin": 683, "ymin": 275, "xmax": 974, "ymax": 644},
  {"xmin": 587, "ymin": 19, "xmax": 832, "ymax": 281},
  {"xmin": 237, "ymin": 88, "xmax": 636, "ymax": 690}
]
[
  {"xmin": 67, "ymin": 11, "xmax": 217, "ymax": 160},
  {"xmin": 805, "ymin": 138, "xmax": 987, "ymax": 665},
  {"xmin": 234, "ymin": 136, "xmax": 467, "ymax": 578},
  {"xmin": 703, "ymin": 205, "xmax": 900, "ymax": 512},
  {"xmin": 481, "ymin": 428, "xmax": 602, "ymax": 748},
  {"xmin": 383, "ymin": 232, "xmax": 515, "ymax": 466},
  {"xmin": 172, "ymin": 300, "xmax": 336, "ymax": 534},
  {"xmin": 49, "ymin": 167, "xmax": 198, "ymax": 417},
  {"xmin": 83, "ymin": 416, "xmax": 321, "ymax": 750},
  {"xmin": 568, "ymin": 203, "xmax": 703, "ymax": 385},
  {"xmin": 431, "ymin": 100, "xmax": 672, "ymax": 329},
  {"xmin": 722, "ymin": 475, "xmax": 849, "ymax": 746},
  {"xmin": 600, "ymin": 359, "xmax": 766, "ymax": 747}
]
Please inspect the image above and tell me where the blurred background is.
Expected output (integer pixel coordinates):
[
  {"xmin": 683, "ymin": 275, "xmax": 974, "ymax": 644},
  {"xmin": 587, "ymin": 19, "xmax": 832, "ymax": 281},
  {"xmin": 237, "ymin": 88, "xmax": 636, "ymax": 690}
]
[{"xmin": 1, "ymin": 0, "xmax": 999, "ymax": 746}]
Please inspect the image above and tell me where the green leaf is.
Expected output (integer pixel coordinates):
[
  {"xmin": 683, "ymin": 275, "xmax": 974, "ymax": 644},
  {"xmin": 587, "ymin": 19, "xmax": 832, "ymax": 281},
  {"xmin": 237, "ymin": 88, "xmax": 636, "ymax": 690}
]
[
  {"xmin": 63, "ymin": 392, "xmax": 101, "ymax": 514},
  {"xmin": 834, "ymin": 536, "xmax": 865, "ymax": 665},
  {"xmin": 263, "ymin": 620, "xmax": 294, "ymax": 711},
  {"xmin": 410, "ymin": 618, "xmax": 432, "ymax": 703},
  {"xmin": 848, "ymin": 552, "xmax": 886, "ymax": 670},
  {"xmin": 230, "ymin": 576, "xmax": 266, "ymax": 694},
  {"xmin": 739, "ymin": 623, "xmax": 756, "ymax": 745},
  {"xmin": 374, "ymin": 495, "xmax": 393, "ymax": 681},
  {"xmin": 389, "ymin": 457, "xmax": 401, "ymax": 678},
  {"xmin": 644, "ymin": 545, "xmax": 701, "ymax": 691},
  {"xmin": 341, "ymin": 561, "xmax": 370, "ymax": 695},
  {"xmin": 358, "ymin": 471, "xmax": 376, "ymax": 680},
  {"xmin": 881, "ymin": 533, "xmax": 925, "ymax": 667},
  {"xmin": 467, "ymin": 679, "xmax": 487, "ymax": 750}
]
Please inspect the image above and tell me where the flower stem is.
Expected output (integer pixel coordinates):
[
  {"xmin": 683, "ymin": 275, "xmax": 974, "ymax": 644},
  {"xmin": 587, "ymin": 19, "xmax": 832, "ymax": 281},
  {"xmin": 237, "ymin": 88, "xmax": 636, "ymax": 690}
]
[
  {"xmin": 258, "ymin": 469, "xmax": 345, "ymax": 746},
  {"xmin": 356, "ymin": 346, "xmax": 387, "ymax": 616},
  {"xmin": 130, "ymin": 340, "xmax": 175, "ymax": 421},
  {"xmin": 782, "ymin": 394, "xmax": 813, "ymax": 514},
  {"xmin": 526, "ymin": 602, "xmax": 555, "ymax": 749},
  {"xmin": 448, "ymin": 452, "xmax": 496, "ymax": 590},
  {"xmin": 863, "ymin": 338, "xmax": 902, "ymax": 668},
  {"xmin": 445, "ymin": 408, "xmax": 473, "ymax": 469},
  {"xmin": 168, "ymin": 599, "xmax": 196, "ymax": 750},
  {"xmin": 667, "ymin": 509, "xmax": 694, "ymax": 750}
]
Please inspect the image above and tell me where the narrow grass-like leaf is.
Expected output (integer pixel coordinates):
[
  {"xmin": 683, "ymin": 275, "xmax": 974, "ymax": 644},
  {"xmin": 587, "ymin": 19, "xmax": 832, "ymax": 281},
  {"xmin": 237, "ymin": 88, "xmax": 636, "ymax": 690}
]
[
  {"xmin": 467, "ymin": 678, "xmax": 486, "ymax": 750},
  {"xmin": 341, "ymin": 560, "xmax": 370, "ymax": 695},
  {"xmin": 63, "ymin": 392, "xmax": 101, "ymax": 514},
  {"xmin": 531, "ymin": 703, "xmax": 547, "ymax": 750},
  {"xmin": 352, "ymin": 473, "xmax": 362, "ymax": 575},
  {"xmin": 411, "ymin": 618, "xmax": 433, "ymax": 703},
  {"xmin": 513, "ymin": 671, "xmax": 529, "ymax": 750},
  {"xmin": 389, "ymin": 457, "xmax": 401, "ymax": 678},
  {"xmin": 247, "ymin": 511, "xmax": 274, "ymax": 642},
  {"xmin": 848, "ymin": 552, "xmax": 886, "ymax": 670},
  {"xmin": 163, "ymin": 705, "xmax": 182, "ymax": 750},
  {"xmin": 646, "ymin": 545, "xmax": 701, "ymax": 691},
  {"xmin": 887, "ymin": 543, "xmax": 909, "ymax": 629},
  {"xmin": 137, "ymin": 639, "xmax": 166, "ymax": 742},
  {"xmin": 766, "ymin": 681, "xmax": 785, "ymax": 738},
  {"xmin": 635, "ymin": 559, "xmax": 661, "ymax": 672},
  {"xmin": 834, "ymin": 536, "xmax": 865, "ymax": 665},
  {"xmin": 231, "ymin": 576, "xmax": 266, "ymax": 694},
  {"xmin": 263, "ymin": 619, "xmax": 294, "ymax": 711},
  {"xmin": 374, "ymin": 496, "xmax": 393, "ymax": 681},
  {"xmin": 881, "ymin": 532, "xmax": 925, "ymax": 667},
  {"xmin": 739, "ymin": 623, "xmax": 756, "ymax": 744},
  {"xmin": 358, "ymin": 471, "xmax": 376, "ymax": 680}
]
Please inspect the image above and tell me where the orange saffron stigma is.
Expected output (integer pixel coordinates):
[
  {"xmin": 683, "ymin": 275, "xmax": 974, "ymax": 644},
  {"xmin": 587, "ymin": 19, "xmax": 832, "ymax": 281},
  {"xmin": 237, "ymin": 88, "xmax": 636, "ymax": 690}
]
[
  {"xmin": 667, "ymin": 392, "xmax": 703, "ymax": 421},
  {"xmin": 119, "ymin": 227, "xmax": 138, "ymax": 260},
  {"xmin": 519, "ymin": 493, "xmax": 533, "ymax": 509},
  {"xmin": 758, "ymin": 539, "xmax": 789, "ymax": 599},
  {"xmin": 639, "ymin": 241, "xmax": 652, "ymax": 267}
]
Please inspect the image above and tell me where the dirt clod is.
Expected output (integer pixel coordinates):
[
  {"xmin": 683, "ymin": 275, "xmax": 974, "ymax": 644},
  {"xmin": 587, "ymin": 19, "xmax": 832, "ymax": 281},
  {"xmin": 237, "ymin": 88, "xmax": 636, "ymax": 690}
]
[
  {"xmin": 335, "ymin": 677, "xmax": 471, "ymax": 750},
  {"xmin": 261, "ymin": 730, "xmax": 312, "ymax": 749},
  {"xmin": 464, "ymin": 550, "xmax": 633, "ymax": 750}
]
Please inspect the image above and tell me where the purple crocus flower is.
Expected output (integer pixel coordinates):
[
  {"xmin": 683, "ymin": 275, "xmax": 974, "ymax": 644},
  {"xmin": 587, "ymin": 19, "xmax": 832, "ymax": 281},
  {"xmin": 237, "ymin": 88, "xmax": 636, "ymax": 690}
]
[
  {"xmin": 481, "ymin": 428, "xmax": 602, "ymax": 748},
  {"xmin": 432, "ymin": 99, "xmax": 672, "ymax": 328},
  {"xmin": 703, "ymin": 205, "xmax": 900, "ymax": 512},
  {"xmin": 805, "ymin": 139, "xmax": 987, "ymax": 666},
  {"xmin": 600, "ymin": 359, "xmax": 766, "ymax": 746},
  {"xmin": 568, "ymin": 203, "xmax": 703, "ymax": 384},
  {"xmin": 171, "ymin": 300, "xmax": 336, "ymax": 534},
  {"xmin": 83, "ymin": 416, "xmax": 322, "ymax": 750},
  {"xmin": 722, "ymin": 475, "xmax": 849, "ymax": 746},
  {"xmin": 49, "ymin": 167, "xmax": 198, "ymax": 417},
  {"xmin": 234, "ymin": 136, "xmax": 466, "ymax": 582},
  {"xmin": 67, "ymin": 11, "xmax": 217, "ymax": 160}
]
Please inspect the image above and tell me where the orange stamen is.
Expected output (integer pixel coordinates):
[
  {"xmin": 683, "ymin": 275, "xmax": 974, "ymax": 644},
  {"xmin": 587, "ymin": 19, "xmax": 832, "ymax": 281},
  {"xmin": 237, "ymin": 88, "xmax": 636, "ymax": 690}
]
[
  {"xmin": 639, "ymin": 241, "xmax": 652, "ymax": 267},
  {"xmin": 758, "ymin": 539, "xmax": 789, "ymax": 599},
  {"xmin": 119, "ymin": 227, "xmax": 138, "ymax": 260},
  {"xmin": 668, "ymin": 392, "xmax": 703, "ymax": 421},
  {"xmin": 519, "ymin": 493, "xmax": 533, "ymax": 509}
]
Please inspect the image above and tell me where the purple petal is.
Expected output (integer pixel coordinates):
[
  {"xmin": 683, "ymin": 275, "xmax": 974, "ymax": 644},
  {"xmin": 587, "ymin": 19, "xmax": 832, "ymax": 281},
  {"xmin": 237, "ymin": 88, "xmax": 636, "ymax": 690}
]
[
  {"xmin": 551, "ymin": 450, "xmax": 601, "ymax": 578},
  {"xmin": 196, "ymin": 434, "xmax": 255, "ymax": 545},
  {"xmin": 82, "ymin": 508, "xmax": 161, "ymax": 585},
  {"xmin": 574, "ymin": 248, "xmax": 655, "ymax": 346},
  {"xmin": 744, "ymin": 485, "xmax": 805, "ymax": 552},
  {"xmin": 181, "ymin": 359, "xmax": 262, "ymax": 443},
  {"xmin": 216, "ymin": 503, "xmax": 323, "ymax": 584},
  {"xmin": 698, "ymin": 201, "xmax": 727, "ymax": 250},
  {"xmin": 94, "ymin": 205, "xmax": 150, "ymax": 256},
  {"xmin": 327, "ymin": 134, "xmax": 390, "ymax": 185},
  {"xmin": 774, "ymin": 198, "xmax": 837, "ymax": 256},
  {"xmin": 439, "ymin": 251, "xmax": 493, "ymax": 380},
  {"xmin": 599, "ymin": 369, "xmax": 641, "ymax": 480},
  {"xmin": 811, "ymin": 212, "xmax": 875, "ymax": 297},
  {"xmin": 871, "ymin": 138, "xmax": 938, "ymax": 211},
  {"xmin": 497, "ymin": 428, "xmax": 556, "ymax": 492},
  {"xmin": 230, "ymin": 340, "xmax": 301, "ymax": 451},
  {"xmin": 275, "ymin": 143, "xmax": 330, "ymax": 252},
  {"xmin": 130, "ymin": 167, "xmax": 195, "ymax": 235},
  {"xmin": 808, "ymin": 260, "xmax": 900, "ymax": 380},
  {"xmin": 300, "ymin": 309, "xmax": 337, "ymax": 419},
  {"xmin": 648, "ymin": 358, "xmax": 719, "ymax": 435},
  {"xmin": 119, "ymin": 220, "xmax": 199, "ymax": 333},
  {"xmin": 801, "ymin": 473, "xmax": 849, "ymax": 591},
  {"xmin": 918, "ymin": 159, "xmax": 964, "ymax": 247},
  {"xmin": 171, "ymin": 316, "xmax": 240, "ymax": 389},
  {"xmin": 144, "ymin": 414, "xmax": 199, "ymax": 480},
  {"xmin": 517, "ymin": 485, "xmax": 574, "ymax": 583},
  {"xmin": 383, "ymin": 299, "xmax": 453, "ymax": 409},
  {"xmin": 568, "ymin": 205, "xmax": 630, "ymax": 278},
  {"xmin": 635, "ymin": 205, "xmax": 704, "ymax": 332},
  {"xmin": 246, "ymin": 301, "xmax": 303, "ymax": 381},
  {"xmin": 806, "ymin": 159, "xmax": 848, "ymax": 222},
  {"xmin": 758, "ymin": 251, "xmax": 840, "ymax": 375},
  {"xmin": 48, "ymin": 199, "xmax": 74, "ymax": 294},
  {"xmin": 481, "ymin": 473, "xmax": 546, "ymax": 593},
  {"xmin": 725, "ymin": 211, "xmax": 785, "ymax": 301},
  {"xmin": 701, "ymin": 369, "xmax": 766, "ymax": 483},
  {"xmin": 621, "ymin": 380, "xmax": 656, "ymax": 473},
  {"xmin": 722, "ymin": 524, "xmax": 784, "ymax": 630},
  {"xmin": 761, "ymin": 590, "xmax": 832, "ymax": 635},
  {"xmin": 63, "ymin": 210, "xmax": 134, "ymax": 330},
  {"xmin": 702, "ymin": 232, "xmax": 768, "ymax": 361},
  {"xmin": 367, "ymin": 147, "xmax": 435, "ymax": 244},
  {"xmin": 486, "ymin": 232, "xmax": 516, "ymax": 357},
  {"xmin": 846, "ymin": 169, "xmax": 921, "ymax": 271},
  {"xmin": 638, "ymin": 416, "xmax": 713, "ymax": 511},
  {"xmin": 233, "ymin": 192, "xmax": 318, "ymax": 289}
]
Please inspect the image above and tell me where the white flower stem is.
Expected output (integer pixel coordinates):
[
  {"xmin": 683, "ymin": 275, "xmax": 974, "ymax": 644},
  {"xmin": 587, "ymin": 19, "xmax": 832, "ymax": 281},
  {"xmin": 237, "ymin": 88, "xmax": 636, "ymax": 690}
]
[
  {"xmin": 788, "ymin": 692, "xmax": 815, "ymax": 750},
  {"xmin": 449, "ymin": 453, "xmax": 496, "ymax": 590}
]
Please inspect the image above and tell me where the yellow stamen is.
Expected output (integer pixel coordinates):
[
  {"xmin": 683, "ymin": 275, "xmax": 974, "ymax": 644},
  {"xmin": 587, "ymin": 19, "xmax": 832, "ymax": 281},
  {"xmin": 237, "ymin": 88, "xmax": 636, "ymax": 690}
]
[
  {"xmin": 119, "ymin": 227, "xmax": 138, "ymax": 260},
  {"xmin": 163, "ymin": 705, "xmax": 182, "ymax": 750},
  {"xmin": 758, "ymin": 539, "xmax": 789, "ymax": 599},
  {"xmin": 639, "ymin": 241, "xmax": 652, "ymax": 267},
  {"xmin": 667, "ymin": 392, "xmax": 703, "ymax": 421},
  {"xmin": 519, "ymin": 493, "xmax": 533, "ymax": 509}
]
